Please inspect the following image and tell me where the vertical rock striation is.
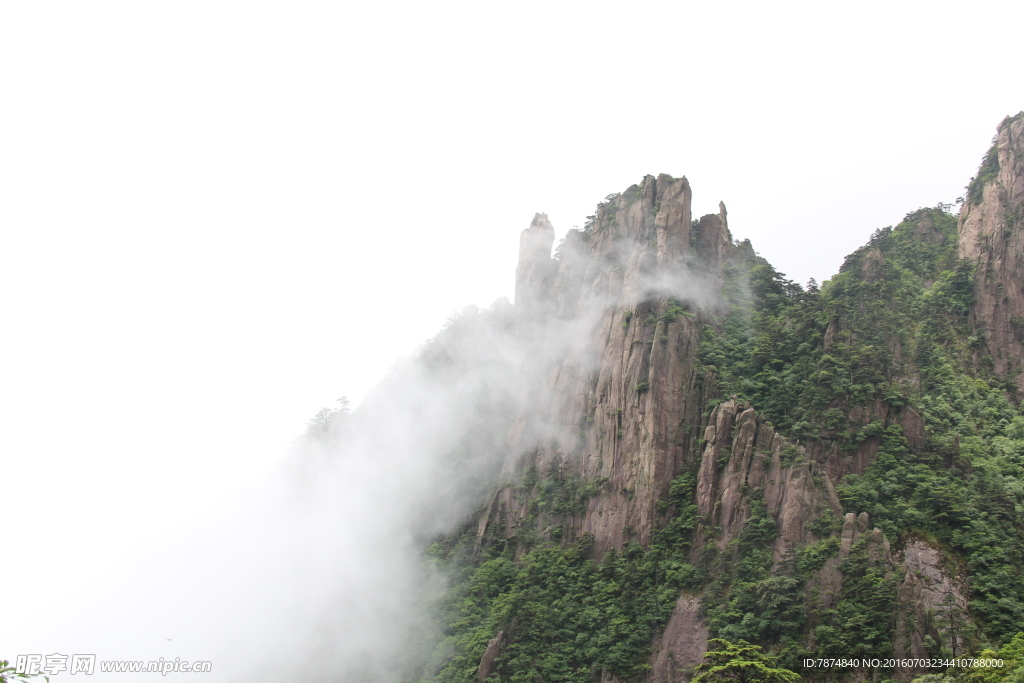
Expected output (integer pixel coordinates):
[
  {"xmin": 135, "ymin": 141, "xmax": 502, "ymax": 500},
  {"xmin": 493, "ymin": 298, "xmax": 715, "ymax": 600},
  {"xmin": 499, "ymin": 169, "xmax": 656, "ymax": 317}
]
[
  {"xmin": 482, "ymin": 174, "xmax": 733, "ymax": 557},
  {"xmin": 893, "ymin": 537, "xmax": 969, "ymax": 659},
  {"xmin": 958, "ymin": 113, "xmax": 1024, "ymax": 392},
  {"xmin": 694, "ymin": 399, "xmax": 842, "ymax": 559},
  {"xmin": 515, "ymin": 212, "xmax": 558, "ymax": 318}
]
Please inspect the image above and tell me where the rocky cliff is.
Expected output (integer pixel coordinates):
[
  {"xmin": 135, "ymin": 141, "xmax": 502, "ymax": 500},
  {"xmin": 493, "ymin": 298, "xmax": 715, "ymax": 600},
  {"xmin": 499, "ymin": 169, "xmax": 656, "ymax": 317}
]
[
  {"xmin": 480, "ymin": 174, "xmax": 725, "ymax": 558},
  {"xmin": 958, "ymin": 113, "xmax": 1024, "ymax": 393}
]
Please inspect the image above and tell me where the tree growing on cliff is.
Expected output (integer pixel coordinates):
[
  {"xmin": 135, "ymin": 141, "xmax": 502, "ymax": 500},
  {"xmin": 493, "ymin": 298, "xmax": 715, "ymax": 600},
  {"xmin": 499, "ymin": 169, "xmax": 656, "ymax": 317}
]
[
  {"xmin": 692, "ymin": 639, "xmax": 800, "ymax": 683},
  {"xmin": 934, "ymin": 590, "xmax": 974, "ymax": 657}
]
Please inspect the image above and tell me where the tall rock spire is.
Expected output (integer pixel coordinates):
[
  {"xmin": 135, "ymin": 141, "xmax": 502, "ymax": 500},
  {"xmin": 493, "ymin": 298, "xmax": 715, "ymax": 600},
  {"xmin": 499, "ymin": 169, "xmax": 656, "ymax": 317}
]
[
  {"xmin": 514, "ymin": 212, "xmax": 557, "ymax": 317},
  {"xmin": 691, "ymin": 201, "xmax": 733, "ymax": 272},
  {"xmin": 655, "ymin": 175, "xmax": 692, "ymax": 268}
]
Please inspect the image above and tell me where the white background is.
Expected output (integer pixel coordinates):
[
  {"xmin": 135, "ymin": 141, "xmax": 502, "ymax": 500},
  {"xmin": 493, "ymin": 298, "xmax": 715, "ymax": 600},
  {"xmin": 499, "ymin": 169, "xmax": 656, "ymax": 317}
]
[{"xmin": 1, "ymin": 0, "xmax": 1021, "ymax": 667}]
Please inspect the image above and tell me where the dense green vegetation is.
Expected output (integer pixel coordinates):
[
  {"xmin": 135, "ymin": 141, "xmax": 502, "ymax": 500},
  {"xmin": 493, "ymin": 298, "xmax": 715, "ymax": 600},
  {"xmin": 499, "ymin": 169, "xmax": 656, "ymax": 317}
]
[
  {"xmin": 700, "ymin": 207, "xmax": 1024, "ymax": 644},
  {"xmin": 812, "ymin": 537, "xmax": 899, "ymax": 660},
  {"xmin": 415, "ymin": 473, "xmax": 702, "ymax": 682},
  {"xmin": 700, "ymin": 501, "xmax": 897, "ymax": 668},
  {"xmin": 692, "ymin": 639, "xmax": 800, "ymax": 683},
  {"xmin": 702, "ymin": 497, "xmax": 805, "ymax": 665},
  {"xmin": 968, "ymin": 144, "xmax": 1001, "ymax": 205},
  {"xmin": 699, "ymin": 207, "xmax": 974, "ymax": 438},
  {"xmin": 911, "ymin": 632, "xmax": 1024, "ymax": 683}
]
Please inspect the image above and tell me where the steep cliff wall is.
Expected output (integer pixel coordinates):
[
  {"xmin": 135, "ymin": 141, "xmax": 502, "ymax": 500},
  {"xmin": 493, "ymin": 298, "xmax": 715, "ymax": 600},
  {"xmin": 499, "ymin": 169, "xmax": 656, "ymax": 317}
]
[
  {"xmin": 479, "ymin": 174, "xmax": 728, "ymax": 557},
  {"xmin": 959, "ymin": 113, "xmax": 1024, "ymax": 392},
  {"xmin": 693, "ymin": 400, "xmax": 841, "ymax": 560}
]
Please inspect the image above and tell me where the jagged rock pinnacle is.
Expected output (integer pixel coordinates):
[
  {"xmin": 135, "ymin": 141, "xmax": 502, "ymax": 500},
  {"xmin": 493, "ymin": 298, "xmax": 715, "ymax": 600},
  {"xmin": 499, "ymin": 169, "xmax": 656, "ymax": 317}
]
[{"xmin": 514, "ymin": 212, "xmax": 557, "ymax": 314}]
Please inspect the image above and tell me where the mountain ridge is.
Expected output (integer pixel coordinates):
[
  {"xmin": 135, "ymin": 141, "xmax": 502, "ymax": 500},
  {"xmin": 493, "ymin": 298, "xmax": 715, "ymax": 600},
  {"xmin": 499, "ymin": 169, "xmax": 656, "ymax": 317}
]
[{"xmin": 303, "ymin": 113, "xmax": 1024, "ymax": 683}]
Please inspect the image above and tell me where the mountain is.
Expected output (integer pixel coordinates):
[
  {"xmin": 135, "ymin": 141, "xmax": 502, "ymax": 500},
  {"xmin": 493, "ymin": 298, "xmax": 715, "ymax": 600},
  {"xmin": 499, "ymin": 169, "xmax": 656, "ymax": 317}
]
[{"xmin": 306, "ymin": 114, "xmax": 1024, "ymax": 683}]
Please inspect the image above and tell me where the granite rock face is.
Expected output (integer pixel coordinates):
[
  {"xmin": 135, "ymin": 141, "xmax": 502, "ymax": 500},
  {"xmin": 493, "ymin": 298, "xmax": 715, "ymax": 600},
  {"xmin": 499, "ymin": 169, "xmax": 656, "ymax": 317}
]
[
  {"xmin": 894, "ymin": 537, "xmax": 969, "ymax": 659},
  {"xmin": 479, "ymin": 174, "xmax": 729, "ymax": 557},
  {"xmin": 693, "ymin": 399, "xmax": 842, "ymax": 560},
  {"xmin": 476, "ymin": 631, "xmax": 506, "ymax": 682},
  {"xmin": 644, "ymin": 595, "xmax": 707, "ymax": 683},
  {"xmin": 515, "ymin": 213, "xmax": 558, "ymax": 318},
  {"xmin": 958, "ymin": 114, "xmax": 1024, "ymax": 393}
]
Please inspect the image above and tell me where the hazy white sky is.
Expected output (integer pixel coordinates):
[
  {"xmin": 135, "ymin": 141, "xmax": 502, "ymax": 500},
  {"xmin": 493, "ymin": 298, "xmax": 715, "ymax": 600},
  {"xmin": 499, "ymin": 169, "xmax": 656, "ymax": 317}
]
[{"xmin": 1, "ymin": 0, "xmax": 1021, "ymax": 665}]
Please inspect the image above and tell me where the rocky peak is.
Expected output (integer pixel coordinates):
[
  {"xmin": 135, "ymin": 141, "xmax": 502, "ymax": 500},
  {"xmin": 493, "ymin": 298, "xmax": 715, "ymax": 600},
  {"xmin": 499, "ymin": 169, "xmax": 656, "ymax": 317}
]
[
  {"xmin": 654, "ymin": 174, "xmax": 692, "ymax": 267},
  {"xmin": 477, "ymin": 175, "xmax": 735, "ymax": 558},
  {"xmin": 691, "ymin": 201, "xmax": 732, "ymax": 271},
  {"xmin": 515, "ymin": 212, "xmax": 557, "ymax": 316}
]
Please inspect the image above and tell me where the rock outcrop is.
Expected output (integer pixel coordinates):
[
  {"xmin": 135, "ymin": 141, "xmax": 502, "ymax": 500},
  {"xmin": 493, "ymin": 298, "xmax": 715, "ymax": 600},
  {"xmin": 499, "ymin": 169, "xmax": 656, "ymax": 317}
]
[
  {"xmin": 476, "ymin": 631, "xmax": 506, "ymax": 682},
  {"xmin": 694, "ymin": 399, "xmax": 842, "ymax": 560},
  {"xmin": 482, "ymin": 174, "xmax": 731, "ymax": 556},
  {"xmin": 644, "ymin": 594, "xmax": 707, "ymax": 683},
  {"xmin": 516, "ymin": 213, "xmax": 558, "ymax": 317},
  {"xmin": 958, "ymin": 113, "xmax": 1024, "ymax": 393},
  {"xmin": 894, "ymin": 537, "xmax": 969, "ymax": 659},
  {"xmin": 690, "ymin": 202, "xmax": 732, "ymax": 272}
]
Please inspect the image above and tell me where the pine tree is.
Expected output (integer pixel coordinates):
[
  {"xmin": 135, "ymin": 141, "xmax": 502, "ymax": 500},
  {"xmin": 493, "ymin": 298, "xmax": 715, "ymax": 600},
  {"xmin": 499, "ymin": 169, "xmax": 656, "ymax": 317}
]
[{"xmin": 692, "ymin": 639, "xmax": 800, "ymax": 683}]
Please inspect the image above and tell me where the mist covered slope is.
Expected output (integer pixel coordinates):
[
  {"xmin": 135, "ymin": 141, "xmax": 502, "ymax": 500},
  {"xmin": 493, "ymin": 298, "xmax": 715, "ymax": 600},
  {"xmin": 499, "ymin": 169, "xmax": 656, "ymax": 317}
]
[{"xmin": 298, "ymin": 114, "xmax": 1024, "ymax": 683}]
